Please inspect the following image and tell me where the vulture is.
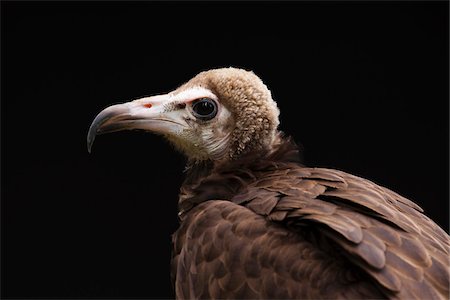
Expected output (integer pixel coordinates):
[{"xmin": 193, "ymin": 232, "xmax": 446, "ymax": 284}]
[{"xmin": 87, "ymin": 68, "xmax": 449, "ymax": 299}]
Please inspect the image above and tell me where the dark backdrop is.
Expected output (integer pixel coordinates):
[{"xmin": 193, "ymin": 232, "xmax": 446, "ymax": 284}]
[{"xmin": 2, "ymin": 2, "xmax": 448, "ymax": 299}]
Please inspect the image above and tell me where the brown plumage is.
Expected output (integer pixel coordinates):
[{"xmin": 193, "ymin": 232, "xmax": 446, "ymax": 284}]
[{"xmin": 87, "ymin": 68, "xmax": 450, "ymax": 299}]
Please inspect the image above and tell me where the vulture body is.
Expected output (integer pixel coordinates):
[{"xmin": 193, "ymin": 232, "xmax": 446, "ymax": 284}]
[{"xmin": 88, "ymin": 68, "xmax": 450, "ymax": 299}]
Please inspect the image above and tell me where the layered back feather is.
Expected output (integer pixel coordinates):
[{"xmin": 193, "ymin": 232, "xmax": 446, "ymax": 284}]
[{"xmin": 172, "ymin": 135, "xmax": 449, "ymax": 299}]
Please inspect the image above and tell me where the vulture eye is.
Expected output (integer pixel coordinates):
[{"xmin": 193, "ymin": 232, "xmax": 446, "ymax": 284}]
[{"xmin": 191, "ymin": 98, "xmax": 218, "ymax": 121}]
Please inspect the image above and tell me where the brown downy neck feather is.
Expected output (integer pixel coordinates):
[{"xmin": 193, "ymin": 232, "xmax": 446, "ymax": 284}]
[{"xmin": 178, "ymin": 133, "xmax": 302, "ymax": 220}]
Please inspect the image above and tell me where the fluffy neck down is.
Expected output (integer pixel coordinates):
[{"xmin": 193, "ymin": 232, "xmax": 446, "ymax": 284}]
[{"xmin": 178, "ymin": 133, "xmax": 301, "ymax": 220}]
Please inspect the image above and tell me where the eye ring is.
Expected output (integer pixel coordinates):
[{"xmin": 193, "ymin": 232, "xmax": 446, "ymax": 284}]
[{"xmin": 191, "ymin": 98, "xmax": 218, "ymax": 121}]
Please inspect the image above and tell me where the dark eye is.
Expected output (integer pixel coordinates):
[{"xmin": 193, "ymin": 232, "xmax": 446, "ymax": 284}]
[{"xmin": 191, "ymin": 98, "xmax": 218, "ymax": 121}]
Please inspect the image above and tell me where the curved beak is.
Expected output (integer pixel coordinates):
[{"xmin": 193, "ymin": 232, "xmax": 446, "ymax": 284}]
[{"xmin": 87, "ymin": 94, "xmax": 185, "ymax": 153}]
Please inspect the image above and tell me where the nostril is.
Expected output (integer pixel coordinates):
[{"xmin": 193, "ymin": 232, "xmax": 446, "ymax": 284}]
[{"xmin": 143, "ymin": 103, "xmax": 152, "ymax": 108}]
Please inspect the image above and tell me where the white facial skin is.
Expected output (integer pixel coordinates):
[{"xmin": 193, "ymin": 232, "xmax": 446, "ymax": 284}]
[
  {"xmin": 163, "ymin": 87, "xmax": 234, "ymax": 161},
  {"xmin": 87, "ymin": 86, "xmax": 234, "ymax": 161}
]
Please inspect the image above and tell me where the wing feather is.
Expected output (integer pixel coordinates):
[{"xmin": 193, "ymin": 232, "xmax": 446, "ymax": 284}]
[{"xmin": 239, "ymin": 166, "xmax": 450, "ymax": 299}]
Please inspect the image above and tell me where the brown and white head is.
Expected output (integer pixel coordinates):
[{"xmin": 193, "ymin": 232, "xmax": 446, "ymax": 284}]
[{"xmin": 87, "ymin": 68, "xmax": 280, "ymax": 164}]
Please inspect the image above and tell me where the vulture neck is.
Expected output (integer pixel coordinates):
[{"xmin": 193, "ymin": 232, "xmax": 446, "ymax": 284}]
[{"xmin": 178, "ymin": 133, "xmax": 301, "ymax": 220}]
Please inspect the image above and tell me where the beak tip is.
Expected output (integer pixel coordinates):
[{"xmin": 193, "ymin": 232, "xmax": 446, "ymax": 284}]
[
  {"xmin": 87, "ymin": 128, "xmax": 96, "ymax": 154},
  {"xmin": 87, "ymin": 140, "xmax": 92, "ymax": 154},
  {"xmin": 87, "ymin": 103, "xmax": 131, "ymax": 154}
]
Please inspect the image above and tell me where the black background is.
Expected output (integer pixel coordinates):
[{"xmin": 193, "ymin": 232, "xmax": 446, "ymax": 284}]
[{"xmin": 2, "ymin": 2, "xmax": 448, "ymax": 299}]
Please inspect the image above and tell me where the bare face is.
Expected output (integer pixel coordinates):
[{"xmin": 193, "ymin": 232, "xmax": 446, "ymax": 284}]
[{"xmin": 87, "ymin": 86, "xmax": 234, "ymax": 161}]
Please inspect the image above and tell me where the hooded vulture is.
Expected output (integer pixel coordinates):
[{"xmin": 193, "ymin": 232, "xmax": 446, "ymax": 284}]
[{"xmin": 87, "ymin": 68, "xmax": 449, "ymax": 299}]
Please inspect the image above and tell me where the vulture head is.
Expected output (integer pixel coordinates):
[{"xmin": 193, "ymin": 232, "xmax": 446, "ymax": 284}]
[{"xmin": 87, "ymin": 68, "xmax": 280, "ymax": 163}]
